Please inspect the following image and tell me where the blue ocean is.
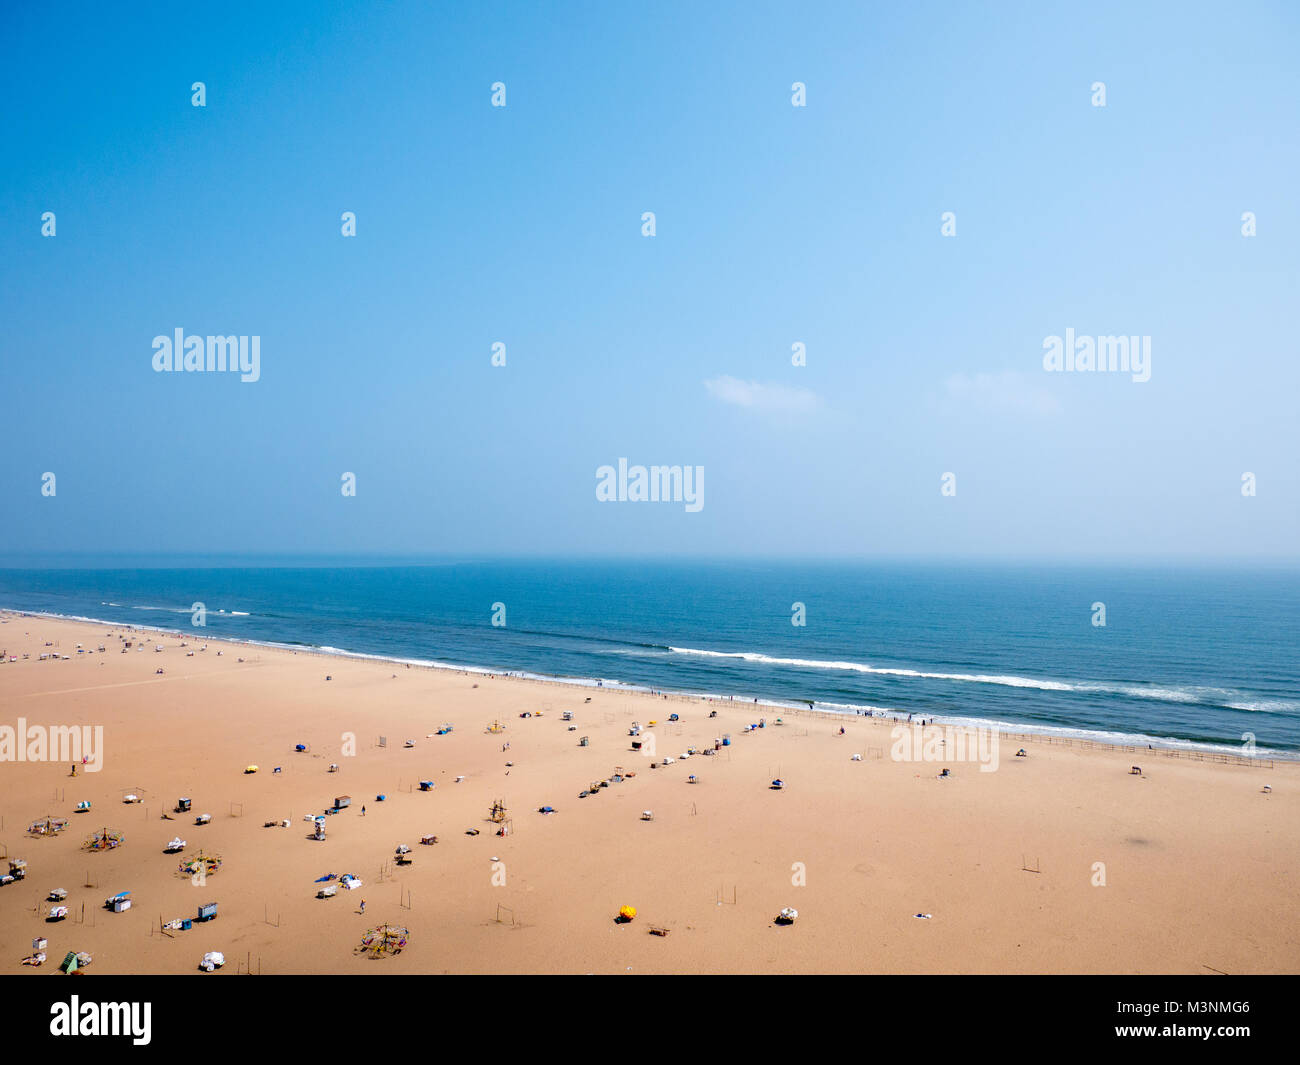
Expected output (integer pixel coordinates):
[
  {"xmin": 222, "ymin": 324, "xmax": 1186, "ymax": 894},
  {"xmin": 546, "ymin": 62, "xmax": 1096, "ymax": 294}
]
[{"xmin": 2, "ymin": 560, "xmax": 1298, "ymax": 757}]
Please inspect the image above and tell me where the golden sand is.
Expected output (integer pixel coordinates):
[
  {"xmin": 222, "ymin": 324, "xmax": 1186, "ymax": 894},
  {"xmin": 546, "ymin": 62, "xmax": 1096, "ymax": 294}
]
[{"xmin": 2, "ymin": 613, "xmax": 1297, "ymax": 974}]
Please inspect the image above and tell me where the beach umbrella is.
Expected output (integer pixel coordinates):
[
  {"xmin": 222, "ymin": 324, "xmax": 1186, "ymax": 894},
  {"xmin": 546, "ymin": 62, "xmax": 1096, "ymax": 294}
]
[{"xmin": 618, "ymin": 905, "xmax": 637, "ymax": 921}]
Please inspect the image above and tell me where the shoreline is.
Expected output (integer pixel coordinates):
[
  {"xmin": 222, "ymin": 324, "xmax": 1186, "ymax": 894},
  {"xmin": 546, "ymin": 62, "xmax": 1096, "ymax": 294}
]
[
  {"xmin": 2, "ymin": 610, "xmax": 1297, "ymax": 974},
  {"xmin": 2, "ymin": 606, "xmax": 1287, "ymax": 766}
]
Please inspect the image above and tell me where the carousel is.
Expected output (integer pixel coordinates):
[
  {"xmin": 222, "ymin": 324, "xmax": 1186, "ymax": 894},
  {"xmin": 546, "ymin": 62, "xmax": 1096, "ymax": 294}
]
[
  {"xmin": 28, "ymin": 814, "xmax": 70, "ymax": 837},
  {"xmin": 82, "ymin": 827, "xmax": 124, "ymax": 852},
  {"xmin": 356, "ymin": 923, "xmax": 409, "ymax": 958},
  {"xmin": 177, "ymin": 850, "xmax": 223, "ymax": 879}
]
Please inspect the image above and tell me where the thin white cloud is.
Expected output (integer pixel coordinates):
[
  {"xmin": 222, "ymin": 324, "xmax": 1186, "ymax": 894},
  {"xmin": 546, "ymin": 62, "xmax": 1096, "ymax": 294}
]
[
  {"xmin": 942, "ymin": 371, "xmax": 1061, "ymax": 417},
  {"xmin": 704, "ymin": 375, "xmax": 820, "ymax": 415}
]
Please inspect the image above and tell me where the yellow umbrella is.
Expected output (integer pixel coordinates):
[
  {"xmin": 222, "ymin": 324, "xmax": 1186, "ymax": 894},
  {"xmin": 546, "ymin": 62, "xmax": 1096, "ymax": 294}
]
[{"xmin": 619, "ymin": 905, "xmax": 637, "ymax": 921}]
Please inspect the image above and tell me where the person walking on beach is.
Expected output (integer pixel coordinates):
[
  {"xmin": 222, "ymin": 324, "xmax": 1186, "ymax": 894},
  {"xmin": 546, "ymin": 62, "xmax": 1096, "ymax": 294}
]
[
  {"xmin": 360, "ymin": 899, "xmax": 365, "ymax": 914},
  {"xmin": 361, "ymin": 805, "xmax": 366, "ymax": 817}
]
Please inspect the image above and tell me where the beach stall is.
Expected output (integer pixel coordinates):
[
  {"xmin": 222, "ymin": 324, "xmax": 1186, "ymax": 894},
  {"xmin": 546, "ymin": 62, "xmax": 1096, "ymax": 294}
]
[
  {"xmin": 9, "ymin": 859, "xmax": 27, "ymax": 881},
  {"xmin": 74, "ymin": 801, "xmax": 92, "ymax": 813},
  {"xmin": 562, "ymin": 711, "xmax": 573, "ymax": 721},
  {"xmin": 420, "ymin": 834, "xmax": 438, "ymax": 846},
  {"xmin": 48, "ymin": 889, "xmax": 68, "ymax": 902},
  {"xmin": 418, "ymin": 780, "xmax": 435, "ymax": 791},
  {"xmin": 59, "ymin": 951, "xmax": 92, "ymax": 973},
  {"xmin": 105, "ymin": 890, "xmax": 132, "ymax": 913},
  {"xmin": 196, "ymin": 902, "xmax": 218, "ymax": 922},
  {"xmin": 48, "ymin": 905, "xmax": 69, "ymax": 921},
  {"xmin": 195, "ymin": 813, "xmax": 212, "ymax": 825},
  {"xmin": 333, "ymin": 795, "xmax": 351, "ymax": 810},
  {"xmin": 317, "ymin": 883, "xmax": 338, "ymax": 899},
  {"xmin": 175, "ymin": 797, "xmax": 192, "ymax": 813},
  {"xmin": 165, "ymin": 837, "xmax": 187, "ymax": 853}
]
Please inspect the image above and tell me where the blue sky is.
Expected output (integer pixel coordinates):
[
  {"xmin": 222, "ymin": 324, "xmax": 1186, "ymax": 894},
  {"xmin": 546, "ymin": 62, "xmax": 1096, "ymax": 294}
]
[{"xmin": 2, "ymin": 0, "xmax": 1297, "ymax": 561}]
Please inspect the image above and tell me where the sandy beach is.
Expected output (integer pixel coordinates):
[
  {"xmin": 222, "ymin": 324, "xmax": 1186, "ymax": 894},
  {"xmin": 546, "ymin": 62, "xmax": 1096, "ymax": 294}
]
[{"xmin": 2, "ymin": 611, "xmax": 1297, "ymax": 975}]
